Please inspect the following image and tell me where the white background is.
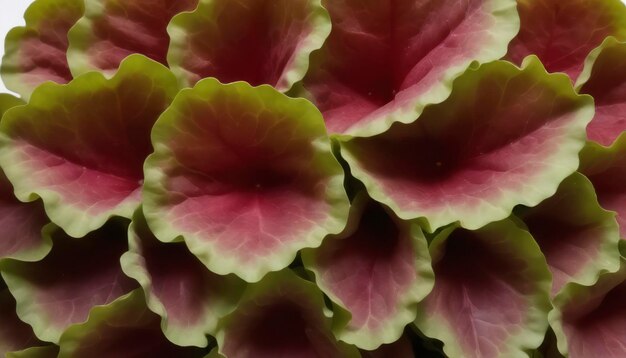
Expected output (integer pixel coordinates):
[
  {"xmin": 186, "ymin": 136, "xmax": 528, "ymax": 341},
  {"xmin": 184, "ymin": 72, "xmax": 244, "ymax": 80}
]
[{"xmin": 1, "ymin": 0, "xmax": 626, "ymax": 94}]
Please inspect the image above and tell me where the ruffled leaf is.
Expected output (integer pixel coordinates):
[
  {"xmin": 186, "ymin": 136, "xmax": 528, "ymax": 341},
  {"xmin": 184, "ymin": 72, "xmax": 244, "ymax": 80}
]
[
  {"xmin": 0, "ymin": 55, "xmax": 179, "ymax": 237},
  {"xmin": 414, "ymin": 220, "xmax": 552, "ymax": 358},
  {"xmin": 167, "ymin": 0, "xmax": 330, "ymax": 91},
  {"xmin": 57, "ymin": 290, "xmax": 209, "ymax": 358},
  {"xmin": 302, "ymin": 193, "xmax": 433, "ymax": 349},
  {"xmin": 143, "ymin": 79, "xmax": 349, "ymax": 282},
  {"xmin": 67, "ymin": 0, "xmax": 199, "ymax": 77},
  {"xmin": 339, "ymin": 58, "xmax": 593, "ymax": 231},
  {"xmin": 0, "ymin": 95, "xmax": 51, "ymax": 262},
  {"xmin": 0, "ymin": 281, "xmax": 44, "ymax": 355},
  {"xmin": 0, "ymin": 220, "xmax": 137, "ymax": 343},
  {"xmin": 0, "ymin": 169, "xmax": 53, "ymax": 262},
  {"xmin": 302, "ymin": 0, "xmax": 519, "ymax": 135},
  {"xmin": 506, "ymin": 0, "xmax": 626, "ymax": 81},
  {"xmin": 550, "ymin": 260, "xmax": 626, "ymax": 357},
  {"xmin": 121, "ymin": 209, "xmax": 246, "ymax": 347},
  {"xmin": 576, "ymin": 37, "xmax": 626, "ymax": 147},
  {"xmin": 0, "ymin": 0, "xmax": 83, "ymax": 99},
  {"xmin": 215, "ymin": 270, "xmax": 359, "ymax": 358},
  {"xmin": 515, "ymin": 173, "xmax": 621, "ymax": 296},
  {"xmin": 580, "ymin": 134, "xmax": 626, "ymax": 239}
]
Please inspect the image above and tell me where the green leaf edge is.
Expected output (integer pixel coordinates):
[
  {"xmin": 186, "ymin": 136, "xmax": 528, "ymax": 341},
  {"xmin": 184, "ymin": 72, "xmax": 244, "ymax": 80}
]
[
  {"xmin": 6, "ymin": 345, "xmax": 59, "ymax": 358},
  {"xmin": 120, "ymin": 208, "xmax": 245, "ymax": 348},
  {"xmin": 56, "ymin": 289, "xmax": 146, "ymax": 357},
  {"xmin": 0, "ymin": 54, "xmax": 179, "ymax": 238},
  {"xmin": 214, "ymin": 269, "xmax": 360, "ymax": 358},
  {"xmin": 548, "ymin": 258, "xmax": 626, "ymax": 356},
  {"xmin": 166, "ymin": 0, "xmax": 332, "ymax": 92},
  {"xmin": 338, "ymin": 0, "xmax": 520, "ymax": 137},
  {"xmin": 0, "ymin": 0, "xmax": 84, "ymax": 99},
  {"xmin": 302, "ymin": 192, "xmax": 434, "ymax": 350},
  {"xmin": 337, "ymin": 57, "xmax": 595, "ymax": 232},
  {"xmin": 65, "ymin": 0, "xmax": 115, "ymax": 78},
  {"xmin": 414, "ymin": 219, "xmax": 553, "ymax": 358},
  {"xmin": 142, "ymin": 77, "xmax": 350, "ymax": 282},
  {"xmin": 519, "ymin": 172, "xmax": 622, "ymax": 297}
]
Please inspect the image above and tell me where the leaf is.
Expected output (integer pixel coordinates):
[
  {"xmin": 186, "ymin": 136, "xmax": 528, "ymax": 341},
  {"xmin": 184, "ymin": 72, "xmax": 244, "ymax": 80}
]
[
  {"xmin": 0, "ymin": 55, "xmax": 179, "ymax": 238},
  {"xmin": 67, "ymin": 0, "xmax": 198, "ymax": 77},
  {"xmin": 215, "ymin": 270, "xmax": 359, "ymax": 358},
  {"xmin": 57, "ymin": 290, "xmax": 209, "ymax": 358},
  {"xmin": 302, "ymin": 0, "xmax": 519, "ymax": 135},
  {"xmin": 0, "ymin": 281, "xmax": 44, "ymax": 355},
  {"xmin": 515, "ymin": 173, "xmax": 621, "ymax": 297},
  {"xmin": 576, "ymin": 37, "xmax": 626, "ymax": 147},
  {"xmin": 0, "ymin": 220, "xmax": 137, "ymax": 343},
  {"xmin": 167, "ymin": 0, "xmax": 331, "ymax": 91},
  {"xmin": 302, "ymin": 193, "xmax": 433, "ymax": 349},
  {"xmin": 143, "ymin": 78, "xmax": 349, "ymax": 282},
  {"xmin": 550, "ymin": 259, "xmax": 626, "ymax": 357},
  {"xmin": 0, "ymin": 0, "xmax": 83, "ymax": 99},
  {"xmin": 414, "ymin": 220, "xmax": 552, "ymax": 358},
  {"xmin": 506, "ymin": 0, "xmax": 626, "ymax": 81},
  {"xmin": 339, "ymin": 58, "xmax": 593, "ymax": 231},
  {"xmin": 121, "ymin": 209, "xmax": 246, "ymax": 347},
  {"xmin": 579, "ymin": 134, "xmax": 626, "ymax": 239}
]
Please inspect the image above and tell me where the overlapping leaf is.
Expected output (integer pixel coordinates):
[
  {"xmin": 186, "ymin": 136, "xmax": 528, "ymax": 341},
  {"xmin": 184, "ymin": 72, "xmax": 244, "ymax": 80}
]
[
  {"xmin": 580, "ymin": 134, "xmax": 626, "ymax": 239},
  {"xmin": 0, "ymin": 280, "xmax": 44, "ymax": 356},
  {"xmin": 0, "ymin": 220, "xmax": 137, "ymax": 343},
  {"xmin": 414, "ymin": 220, "xmax": 552, "ymax": 358},
  {"xmin": 57, "ymin": 290, "xmax": 209, "ymax": 358},
  {"xmin": 214, "ymin": 270, "xmax": 359, "ymax": 358},
  {"xmin": 143, "ymin": 79, "xmax": 349, "ymax": 282},
  {"xmin": 576, "ymin": 37, "xmax": 626, "ymax": 147},
  {"xmin": 339, "ymin": 58, "xmax": 593, "ymax": 231},
  {"xmin": 302, "ymin": 0, "xmax": 519, "ymax": 135},
  {"xmin": 550, "ymin": 258, "xmax": 626, "ymax": 357},
  {"xmin": 0, "ymin": 0, "xmax": 83, "ymax": 99},
  {"xmin": 0, "ymin": 55, "xmax": 179, "ymax": 237},
  {"xmin": 121, "ymin": 209, "xmax": 246, "ymax": 348},
  {"xmin": 0, "ymin": 95, "xmax": 52, "ymax": 262},
  {"xmin": 515, "ymin": 173, "xmax": 621, "ymax": 296},
  {"xmin": 506, "ymin": 0, "xmax": 626, "ymax": 81},
  {"xmin": 167, "ymin": 0, "xmax": 330, "ymax": 91},
  {"xmin": 67, "ymin": 0, "xmax": 198, "ymax": 77},
  {"xmin": 303, "ymin": 194, "xmax": 433, "ymax": 349}
]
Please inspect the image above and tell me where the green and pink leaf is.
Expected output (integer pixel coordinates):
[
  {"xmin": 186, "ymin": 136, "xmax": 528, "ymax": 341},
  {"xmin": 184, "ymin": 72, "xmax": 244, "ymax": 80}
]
[
  {"xmin": 339, "ymin": 58, "xmax": 593, "ymax": 231},
  {"xmin": 143, "ymin": 79, "xmax": 349, "ymax": 282},
  {"xmin": 414, "ymin": 220, "xmax": 552, "ymax": 357}
]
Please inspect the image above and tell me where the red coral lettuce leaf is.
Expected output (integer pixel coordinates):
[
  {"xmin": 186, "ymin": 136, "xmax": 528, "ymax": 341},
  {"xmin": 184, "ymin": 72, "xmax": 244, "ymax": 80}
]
[
  {"xmin": 143, "ymin": 78, "xmax": 349, "ymax": 282},
  {"xmin": 67, "ymin": 0, "xmax": 199, "ymax": 77},
  {"xmin": 121, "ymin": 209, "xmax": 246, "ymax": 347},
  {"xmin": 57, "ymin": 290, "xmax": 209, "ymax": 358},
  {"xmin": 0, "ymin": 55, "xmax": 179, "ymax": 238},
  {"xmin": 550, "ymin": 259, "xmax": 626, "ymax": 357},
  {"xmin": 0, "ymin": 0, "xmax": 83, "ymax": 99},
  {"xmin": 515, "ymin": 173, "xmax": 621, "ymax": 297},
  {"xmin": 580, "ymin": 134, "xmax": 626, "ymax": 239},
  {"xmin": 215, "ymin": 270, "xmax": 359, "ymax": 358},
  {"xmin": 506, "ymin": 0, "xmax": 626, "ymax": 81},
  {"xmin": 414, "ymin": 220, "xmax": 552, "ymax": 357},
  {"xmin": 339, "ymin": 58, "xmax": 593, "ymax": 231},
  {"xmin": 0, "ymin": 281, "xmax": 44, "ymax": 355},
  {"xmin": 302, "ymin": 193, "xmax": 433, "ymax": 349},
  {"xmin": 0, "ymin": 220, "xmax": 137, "ymax": 343},
  {"xmin": 302, "ymin": 0, "xmax": 519, "ymax": 135},
  {"xmin": 167, "ymin": 0, "xmax": 330, "ymax": 91},
  {"xmin": 576, "ymin": 37, "xmax": 626, "ymax": 147}
]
